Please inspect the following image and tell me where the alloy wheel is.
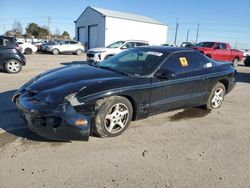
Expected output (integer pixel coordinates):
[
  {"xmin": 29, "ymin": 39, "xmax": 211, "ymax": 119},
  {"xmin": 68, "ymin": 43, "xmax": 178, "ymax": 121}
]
[{"xmin": 104, "ymin": 103, "xmax": 129, "ymax": 134}]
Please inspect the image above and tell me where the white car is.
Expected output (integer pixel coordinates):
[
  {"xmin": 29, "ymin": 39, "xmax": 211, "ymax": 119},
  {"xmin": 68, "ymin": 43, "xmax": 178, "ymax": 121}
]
[
  {"xmin": 45, "ymin": 40, "xmax": 84, "ymax": 55},
  {"xmin": 18, "ymin": 42, "xmax": 37, "ymax": 55},
  {"xmin": 241, "ymin": 49, "xmax": 250, "ymax": 57},
  {"xmin": 86, "ymin": 40, "xmax": 149, "ymax": 62}
]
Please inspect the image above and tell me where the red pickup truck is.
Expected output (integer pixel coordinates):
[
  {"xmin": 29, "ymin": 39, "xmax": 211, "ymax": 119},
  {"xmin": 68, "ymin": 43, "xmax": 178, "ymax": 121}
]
[{"xmin": 192, "ymin": 42, "xmax": 243, "ymax": 67}]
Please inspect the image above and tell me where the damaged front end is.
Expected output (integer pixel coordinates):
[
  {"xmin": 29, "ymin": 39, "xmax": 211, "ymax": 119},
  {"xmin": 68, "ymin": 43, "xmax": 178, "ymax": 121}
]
[{"xmin": 13, "ymin": 87, "xmax": 93, "ymax": 141}]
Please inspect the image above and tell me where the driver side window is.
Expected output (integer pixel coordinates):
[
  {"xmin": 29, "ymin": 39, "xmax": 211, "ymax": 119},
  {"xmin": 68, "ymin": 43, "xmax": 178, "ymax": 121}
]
[
  {"xmin": 161, "ymin": 52, "xmax": 203, "ymax": 75},
  {"xmin": 121, "ymin": 42, "xmax": 135, "ymax": 50}
]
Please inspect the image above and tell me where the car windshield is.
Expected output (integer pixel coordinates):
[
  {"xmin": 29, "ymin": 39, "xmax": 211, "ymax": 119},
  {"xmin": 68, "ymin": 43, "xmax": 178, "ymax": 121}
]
[
  {"xmin": 196, "ymin": 42, "xmax": 215, "ymax": 48},
  {"xmin": 98, "ymin": 48, "xmax": 169, "ymax": 76},
  {"xmin": 106, "ymin": 41, "xmax": 125, "ymax": 48}
]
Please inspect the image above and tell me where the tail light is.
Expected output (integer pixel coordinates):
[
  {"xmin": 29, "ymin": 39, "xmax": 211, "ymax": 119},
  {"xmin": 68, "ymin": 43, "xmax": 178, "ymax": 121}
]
[{"xmin": 15, "ymin": 45, "xmax": 22, "ymax": 52}]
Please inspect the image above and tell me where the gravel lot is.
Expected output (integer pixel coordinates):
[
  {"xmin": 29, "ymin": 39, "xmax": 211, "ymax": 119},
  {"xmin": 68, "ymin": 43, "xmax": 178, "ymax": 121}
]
[{"xmin": 0, "ymin": 54, "xmax": 250, "ymax": 188}]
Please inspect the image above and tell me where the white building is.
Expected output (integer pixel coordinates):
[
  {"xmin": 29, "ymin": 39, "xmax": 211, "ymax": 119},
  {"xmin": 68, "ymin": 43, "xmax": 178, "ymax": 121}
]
[{"xmin": 75, "ymin": 6, "xmax": 168, "ymax": 48}]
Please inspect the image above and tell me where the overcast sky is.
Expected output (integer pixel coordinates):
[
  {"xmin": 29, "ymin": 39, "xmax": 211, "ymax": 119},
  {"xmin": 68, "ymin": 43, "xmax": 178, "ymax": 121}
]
[{"xmin": 0, "ymin": 0, "xmax": 249, "ymax": 49}]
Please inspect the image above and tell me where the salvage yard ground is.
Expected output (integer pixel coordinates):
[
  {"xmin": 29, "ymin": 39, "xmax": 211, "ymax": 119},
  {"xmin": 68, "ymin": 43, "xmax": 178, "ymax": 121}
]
[{"xmin": 0, "ymin": 54, "xmax": 250, "ymax": 188}]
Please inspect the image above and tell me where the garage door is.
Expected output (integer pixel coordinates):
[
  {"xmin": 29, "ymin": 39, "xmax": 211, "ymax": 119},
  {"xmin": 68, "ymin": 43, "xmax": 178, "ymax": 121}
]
[
  {"xmin": 78, "ymin": 27, "xmax": 85, "ymax": 44},
  {"xmin": 88, "ymin": 25, "xmax": 98, "ymax": 48}
]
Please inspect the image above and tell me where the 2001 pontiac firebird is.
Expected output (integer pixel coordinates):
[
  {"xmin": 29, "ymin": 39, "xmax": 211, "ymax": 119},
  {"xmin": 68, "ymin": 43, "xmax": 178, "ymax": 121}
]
[{"xmin": 13, "ymin": 47, "xmax": 236, "ymax": 141}]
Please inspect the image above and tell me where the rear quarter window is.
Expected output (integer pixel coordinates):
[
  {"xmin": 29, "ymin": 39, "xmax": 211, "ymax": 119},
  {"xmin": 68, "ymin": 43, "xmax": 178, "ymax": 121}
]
[
  {"xmin": 161, "ymin": 52, "xmax": 203, "ymax": 74},
  {"xmin": 0, "ymin": 38, "xmax": 9, "ymax": 47}
]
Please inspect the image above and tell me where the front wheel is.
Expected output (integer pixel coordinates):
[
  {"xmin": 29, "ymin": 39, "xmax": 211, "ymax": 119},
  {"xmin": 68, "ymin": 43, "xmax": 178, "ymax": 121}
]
[
  {"xmin": 205, "ymin": 82, "xmax": 226, "ymax": 110},
  {"xmin": 5, "ymin": 59, "xmax": 22, "ymax": 73},
  {"xmin": 75, "ymin": 49, "xmax": 83, "ymax": 55},
  {"xmin": 93, "ymin": 96, "xmax": 133, "ymax": 138}
]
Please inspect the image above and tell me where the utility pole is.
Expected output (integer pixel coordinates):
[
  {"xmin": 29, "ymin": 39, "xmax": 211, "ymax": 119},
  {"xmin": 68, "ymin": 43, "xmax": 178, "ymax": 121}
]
[
  {"xmin": 234, "ymin": 40, "xmax": 237, "ymax": 49},
  {"xmin": 174, "ymin": 17, "xmax": 179, "ymax": 46},
  {"xmin": 195, "ymin": 23, "xmax": 200, "ymax": 44},
  {"xmin": 3, "ymin": 24, "xmax": 6, "ymax": 34},
  {"xmin": 48, "ymin": 16, "xmax": 51, "ymax": 40},
  {"xmin": 186, "ymin": 29, "xmax": 189, "ymax": 42}
]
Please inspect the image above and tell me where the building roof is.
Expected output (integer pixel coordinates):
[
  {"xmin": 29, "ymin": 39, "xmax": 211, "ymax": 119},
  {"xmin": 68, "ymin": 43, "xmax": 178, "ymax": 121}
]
[{"xmin": 76, "ymin": 6, "xmax": 166, "ymax": 26}]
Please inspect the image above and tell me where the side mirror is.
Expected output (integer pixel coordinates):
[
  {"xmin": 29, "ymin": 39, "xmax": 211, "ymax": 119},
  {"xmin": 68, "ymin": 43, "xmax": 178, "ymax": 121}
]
[{"xmin": 155, "ymin": 69, "xmax": 175, "ymax": 79}]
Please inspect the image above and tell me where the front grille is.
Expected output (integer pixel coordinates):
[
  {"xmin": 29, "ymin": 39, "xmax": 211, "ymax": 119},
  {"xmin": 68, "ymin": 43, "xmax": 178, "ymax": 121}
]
[
  {"xmin": 31, "ymin": 117, "xmax": 62, "ymax": 128},
  {"xmin": 87, "ymin": 53, "xmax": 94, "ymax": 58}
]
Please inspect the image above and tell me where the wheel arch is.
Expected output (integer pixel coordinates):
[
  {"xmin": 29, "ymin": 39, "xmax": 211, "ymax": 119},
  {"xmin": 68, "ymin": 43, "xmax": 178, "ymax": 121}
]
[
  {"xmin": 233, "ymin": 56, "xmax": 239, "ymax": 61},
  {"xmin": 95, "ymin": 95, "xmax": 137, "ymax": 121},
  {"xmin": 218, "ymin": 79, "xmax": 229, "ymax": 93},
  {"xmin": 120, "ymin": 95, "xmax": 137, "ymax": 121}
]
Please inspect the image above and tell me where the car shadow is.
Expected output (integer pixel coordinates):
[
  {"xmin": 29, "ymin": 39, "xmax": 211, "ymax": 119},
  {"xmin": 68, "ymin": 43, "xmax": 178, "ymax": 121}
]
[
  {"xmin": 0, "ymin": 90, "xmax": 66, "ymax": 142},
  {"xmin": 236, "ymin": 72, "xmax": 250, "ymax": 83},
  {"xmin": 61, "ymin": 61, "xmax": 89, "ymax": 66}
]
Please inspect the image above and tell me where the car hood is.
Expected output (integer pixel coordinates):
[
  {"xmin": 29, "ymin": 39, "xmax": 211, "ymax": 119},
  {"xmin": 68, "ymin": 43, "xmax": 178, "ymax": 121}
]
[
  {"xmin": 87, "ymin": 47, "xmax": 116, "ymax": 53},
  {"xmin": 24, "ymin": 65, "xmax": 129, "ymax": 104}
]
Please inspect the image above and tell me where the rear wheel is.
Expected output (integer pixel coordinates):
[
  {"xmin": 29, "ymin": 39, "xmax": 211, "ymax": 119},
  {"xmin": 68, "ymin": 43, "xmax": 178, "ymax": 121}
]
[
  {"xmin": 52, "ymin": 48, "xmax": 59, "ymax": 55},
  {"xmin": 93, "ymin": 96, "xmax": 133, "ymax": 138},
  {"xmin": 5, "ymin": 59, "xmax": 22, "ymax": 73},
  {"xmin": 75, "ymin": 49, "xmax": 83, "ymax": 55},
  {"xmin": 206, "ymin": 82, "xmax": 226, "ymax": 110},
  {"xmin": 25, "ymin": 48, "xmax": 33, "ymax": 55},
  {"xmin": 233, "ymin": 58, "xmax": 239, "ymax": 67}
]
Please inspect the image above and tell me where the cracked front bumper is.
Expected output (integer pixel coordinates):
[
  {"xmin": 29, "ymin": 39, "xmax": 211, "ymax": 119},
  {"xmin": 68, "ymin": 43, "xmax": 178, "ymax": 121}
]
[{"xmin": 15, "ymin": 96, "xmax": 92, "ymax": 141}]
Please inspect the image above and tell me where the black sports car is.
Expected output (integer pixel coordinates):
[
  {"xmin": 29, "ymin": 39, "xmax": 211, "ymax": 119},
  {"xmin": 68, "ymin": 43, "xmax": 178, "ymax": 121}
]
[{"xmin": 13, "ymin": 47, "xmax": 236, "ymax": 141}]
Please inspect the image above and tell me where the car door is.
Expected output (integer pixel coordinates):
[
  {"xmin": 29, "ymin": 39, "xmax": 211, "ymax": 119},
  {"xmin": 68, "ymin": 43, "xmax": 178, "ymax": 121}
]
[
  {"xmin": 212, "ymin": 43, "xmax": 228, "ymax": 61},
  {"xmin": 60, "ymin": 41, "xmax": 70, "ymax": 52},
  {"xmin": 69, "ymin": 41, "xmax": 79, "ymax": 52},
  {"xmin": 149, "ymin": 51, "xmax": 206, "ymax": 114}
]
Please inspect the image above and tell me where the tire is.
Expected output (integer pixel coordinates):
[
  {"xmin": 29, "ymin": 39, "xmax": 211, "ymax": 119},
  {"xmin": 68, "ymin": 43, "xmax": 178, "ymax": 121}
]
[
  {"xmin": 93, "ymin": 96, "xmax": 133, "ymax": 138},
  {"xmin": 52, "ymin": 48, "xmax": 59, "ymax": 55},
  {"xmin": 25, "ymin": 48, "xmax": 33, "ymax": 55},
  {"xmin": 5, "ymin": 59, "xmax": 22, "ymax": 73},
  {"xmin": 75, "ymin": 49, "xmax": 83, "ymax": 55},
  {"xmin": 233, "ymin": 58, "xmax": 239, "ymax": 67},
  {"xmin": 205, "ymin": 82, "xmax": 226, "ymax": 110}
]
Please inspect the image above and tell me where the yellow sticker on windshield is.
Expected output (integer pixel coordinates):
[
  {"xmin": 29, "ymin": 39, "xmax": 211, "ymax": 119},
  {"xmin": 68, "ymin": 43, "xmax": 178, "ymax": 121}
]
[{"xmin": 179, "ymin": 57, "xmax": 188, "ymax": 67}]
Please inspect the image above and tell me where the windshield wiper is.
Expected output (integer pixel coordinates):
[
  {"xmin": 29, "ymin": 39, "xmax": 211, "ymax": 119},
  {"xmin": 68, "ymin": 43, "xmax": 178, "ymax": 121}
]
[{"xmin": 98, "ymin": 66, "xmax": 130, "ymax": 76}]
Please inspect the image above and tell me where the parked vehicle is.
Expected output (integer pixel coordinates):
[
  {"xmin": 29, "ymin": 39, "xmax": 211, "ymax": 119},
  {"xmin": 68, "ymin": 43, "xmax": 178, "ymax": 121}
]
[
  {"xmin": 18, "ymin": 42, "xmax": 37, "ymax": 54},
  {"xmin": 32, "ymin": 40, "xmax": 56, "ymax": 51},
  {"xmin": 86, "ymin": 40, "xmax": 149, "ymax": 62},
  {"xmin": 241, "ymin": 49, "xmax": 250, "ymax": 57},
  {"xmin": 180, "ymin": 42, "xmax": 195, "ymax": 48},
  {"xmin": 40, "ymin": 41, "xmax": 60, "ymax": 52},
  {"xmin": 244, "ymin": 56, "xmax": 250, "ymax": 66},
  {"xmin": 45, "ymin": 40, "xmax": 84, "ymax": 55},
  {"xmin": 0, "ymin": 36, "xmax": 26, "ymax": 73},
  {"xmin": 13, "ymin": 47, "xmax": 236, "ymax": 141},
  {"xmin": 192, "ymin": 42, "xmax": 243, "ymax": 67}
]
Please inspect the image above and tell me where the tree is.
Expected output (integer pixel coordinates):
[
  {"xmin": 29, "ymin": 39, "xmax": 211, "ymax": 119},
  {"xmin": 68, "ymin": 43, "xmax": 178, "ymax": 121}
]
[
  {"xmin": 62, "ymin": 31, "xmax": 70, "ymax": 37},
  {"xmin": 5, "ymin": 30, "xmax": 14, "ymax": 36},
  {"xmin": 26, "ymin": 22, "xmax": 49, "ymax": 38},
  {"xmin": 12, "ymin": 21, "xmax": 23, "ymax": 37}
]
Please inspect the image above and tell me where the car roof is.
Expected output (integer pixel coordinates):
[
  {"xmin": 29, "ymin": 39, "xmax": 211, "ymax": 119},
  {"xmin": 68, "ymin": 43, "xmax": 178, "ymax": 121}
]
[
  {"xmin": 0, "ymin": 35, "xmax": 16, "ymax": 40},
  {"xmin": 124, "ymin": 40, "xmax": 149, "ymax": 43},
  {"xmin": 137, "ymin": 46, "xmax": 195, "ymax": 53}
]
